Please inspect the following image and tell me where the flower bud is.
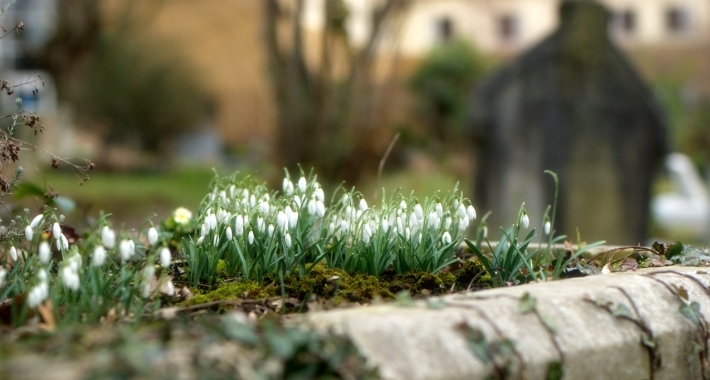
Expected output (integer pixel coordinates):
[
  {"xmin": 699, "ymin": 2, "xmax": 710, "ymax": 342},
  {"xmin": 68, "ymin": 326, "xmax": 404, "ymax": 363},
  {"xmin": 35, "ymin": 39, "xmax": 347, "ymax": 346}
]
[
  {"xmin": 442, "ymin": 231, "xmax": 452, "ymax": 245},
  {"xmin": 226, "ymin": 226, "xmax": 233, "ymax": 241},
  {"xmin": 159, "ymin": 247, "xmax": 171, "ymax": 268},
  {"xmin": 24, "ymin": 225, "xmax": 33, "ymax": 241},
  {"xmin": 52, "ymin": 222, "xmax": 62, "ymax": 239},
  {"xmin": 467, "ymin": 205, "xmax": 476, "ymax": 220},
  {"xmin": 544, "ymin": 221, "xmax": 551, "ymax": 235},
  {"xmin": 38, "ymin": 241, "xmax": 50, "ymax": 263},
  {"xmin": 284, "ymin": 232, "xmax": 292, "ymax": 248},
  {"xmin": 29, "ymin": 214, "xmax": 43, "ymax": 229},
  {"xmin": 520, "ymin": 213, "xmax": 530, "ymax": 229},
  {"xmin": 9, "ymin": 246, "xmax": 17, "ymax": 261},
  {"xmin": 298, "ymin": 177, "xmax": 307, "ymax": 193},
  {"xmin": 92, "ymin": 246, "xmax": 106, "ymax": 267},
  {"xmin": 248, "ymin": 230, "xmax": 255, "ymax": 245},
  {"xmin": 102, "ymin": 226, "xmax": 116, "ymax": 249},
  {"xmin": 148, "ymin": 227, "xmax": 159, "ymax": 246},
  {"xmin": 119, "ymin": 239, "xmax": 134, "ymax": 262}
]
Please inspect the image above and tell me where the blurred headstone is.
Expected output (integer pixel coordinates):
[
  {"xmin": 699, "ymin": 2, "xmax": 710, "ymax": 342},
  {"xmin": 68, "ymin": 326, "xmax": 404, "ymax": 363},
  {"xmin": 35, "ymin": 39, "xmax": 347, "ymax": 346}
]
[{"xmin": 467, "ymin": 0, "xmax": 668, "ymax": 245}]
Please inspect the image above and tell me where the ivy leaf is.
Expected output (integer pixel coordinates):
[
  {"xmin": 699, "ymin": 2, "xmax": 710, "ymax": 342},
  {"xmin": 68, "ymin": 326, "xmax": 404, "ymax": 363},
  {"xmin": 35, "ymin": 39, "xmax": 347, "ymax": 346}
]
[
  {"xmin": 519, "ymin": 292, "xmax": 537, "ymax": 314},
  {"xmin": 680, "ymin": 301, "xmax": 702, "ymax": 326}
]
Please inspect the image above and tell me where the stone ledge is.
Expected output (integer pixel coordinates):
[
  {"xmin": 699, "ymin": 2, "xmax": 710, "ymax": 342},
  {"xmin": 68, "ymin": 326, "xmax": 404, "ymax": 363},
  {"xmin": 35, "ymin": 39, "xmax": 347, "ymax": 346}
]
[{"xmin": 305, "ymin": 267, "xmax": 710, "ymax": 380}]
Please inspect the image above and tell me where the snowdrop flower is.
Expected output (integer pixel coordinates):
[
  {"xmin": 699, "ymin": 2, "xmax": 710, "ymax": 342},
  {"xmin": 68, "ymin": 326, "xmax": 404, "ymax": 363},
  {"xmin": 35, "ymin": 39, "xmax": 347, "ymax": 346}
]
[
  {"xmin": 444, "ymin": 216, "xmax": 452, "ymax": 230},
  {"xmin": 381, "ymin": 219, "xmax": 390, "ymax": 232},
  {"xmin": 67, "ymin": 254, "xmax": 81, "ymax": 272},
  {"xmin": 482, "ymin": 225, "xmax": 488, "ymax": 239},
  {"xmin": 414, "ymin": 203, "xmax": 423, "ymax": 220},
  {"xmin": 315, "ymin": 187, "xmax": 325, "ymax": 202},
  {"xmin": 62, "ymin": 266, "xmax": 80, "ymax": 291},
  {"xmin": 249, "ymin": 194, "xmax": 256, "ymax": 208},
  {"xmin": 27, "ymin": 281, "xmax": 49, "ymax": 308},
  {"xmin": 148, "ymin": 227, "xmax": 159, "ymax": 246},
  {"xmin": 316, "ymin": 201, "xmax": 326, "ymax": 218},
  {"xmin": 259, "ymin": 201, "xmax": 269, "ymax": 215},
  {"xmin": 457, "ymin": 203, "xmax": 467, "ymax": 219},
  {"xmin": 298, "ymin": 177, "xmax": 307, "ymax": 193},
  {"xmin": 283, "ymin": 178, "xmax": 294, "ymax": 195},
  {"xmin": 284, "ymin": 232, "xmax": 292, "ymax": 248},
  {"xmin": 208, "ymin": 213, "xmax": 218, "ymax": 230},
  {"xmin": 159, "ymin": 247, "xmax": 171, "ymax": 268},
  {"xmin": 467, "ymin": 205, "xmax": 476, "ymax": 220},
  {"xmin": 257, "ymin": 217, "xmax": 265, "ymax": 233},
  {"xmin": 277, "ymin": 211, "xmax": 287, "ymax": 230},
  {"xmin": 428, "ymin": 212, "xmax": 440, "ymax": 229},
  {"xmin": 200, "ymin": 223, "xmax": 208, "ymax": 237},
  {"xmin": 24, "ymin": 225, "xmax": 33, "ymax": 242},
  {"xmin": 29, "ymin": 214, "xmax": 43, "ymax": 229},
  {"xmin": 119, "ymin": 239, "xmax": 135, "ymax": 262},
  {"xmin": 92, "ymin": 246, "xmax": 106, "ymax": 267},
  {"xmin": 196, "ymin": 236, "xmax": 204, "ymax": 246},
  {"xmin": 288, "ymin": 209, "xmax": 298, "ymax": 229},
  {"xmin": 458, "ymin": 218, "xmax": 468, "ymax": 232},
  {"xmin": 520, "ymin": 213, "xmax": 530, "ymax": 229},
  {"xmin": 397, "ymin": 216, "xmax": 404, "ymax": 234},
  {"xmin": 59, "ymin": 234, "xmax": 69, "ymax": 251},
  {"xmin": 308, "ymin": 199, "xmax": 317, "ymax": 216},
  {"xmin": 0, "ymin": 268, "xmax": 6, "ymax": 288},
  {"xmin": 544, "ymin": 221, "xmax": 551, "ymax": 235},
  {"xmin": 359, "ymin": 198, "xmax": 368, "ymax": 211},
  {"xmin": 328, "ymin": 222, "xmax": 335, "ymax": 235},
  {"xmin": 399, "ymin": 200, "xmax": 407, "ymax": 210},
  {"xmin": 217, "ymin": 208, "xmax": 229, "ymax": 223},
  {"xmin": 219, "ymin": 190, "xmax": 227, "ymax": 204},
  {"xmin": 248, "ymin": 230, "xmax": 255, "ymax": 245},
  {"xmin": 213, "ymin": 235, "xmax": 220, "ymax": 246},
  {"xmin": 173, "ymin": 207, "xmax": 193, "ymax": 226},
  {"xmin": 164, "ymin": 280, "xmax": 175, "ymax": 297},
  {"xmin": 52, "ymin": 222, "xmax": 62, "ymax": 239},
  {"xmin": 294, "ymin": 195, "xmax": 302, "ymax": 208},
  {"xmin": 442, "ymin": 231, "xmax": 452, "ymax": 245},
  {"xmin": 236, "ymin": 215, "xmax": 245, "ymax": 239},
  {"xmin": 226, "ymin": 226, "xmax": 233, "ymax": 241},
  {"xmin": 9, "ymin": 246, "xmax": 17, "ymax": 261},
  {"xmin": 38, "ymin": 241, "xmax": 51, "ymax": 263},
  {"xmin": 102, "ymin": 227, "xmax": 116, "ymax": 249},
  {"xmin": 268, "ymin": 224, "xmax": 275, "ymax": 237},
  {"xmin": 405, "ymin": 227, "xmax": 411, "ymax": 240},
  {"xmin": 435, "ymin": 203, "xmax": 443, "ymax": 218}
]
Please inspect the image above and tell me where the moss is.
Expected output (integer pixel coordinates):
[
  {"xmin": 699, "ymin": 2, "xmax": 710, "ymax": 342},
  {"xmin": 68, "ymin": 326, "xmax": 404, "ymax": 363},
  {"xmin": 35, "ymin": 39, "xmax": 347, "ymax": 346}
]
[
  {"xmin": 180, "ymin": 281, "xmax": 273, "ymax": 306},
  {"xmin": 455, "ymin": 259, "xmax": 492, "ymax": 289},
  {"xmin": 283, "ymin": 263, "xmax": 350, "ymax": 299},
  {"xmin": 335, "ymin": 273, "xmax": 394, "ymax": 304}
]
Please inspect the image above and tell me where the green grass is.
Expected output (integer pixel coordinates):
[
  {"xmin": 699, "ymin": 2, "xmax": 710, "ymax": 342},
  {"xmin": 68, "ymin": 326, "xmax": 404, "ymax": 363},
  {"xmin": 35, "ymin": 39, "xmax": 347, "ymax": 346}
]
[{"xmin": 33, "ymin": 166, "xmax": 218, "ymax": 228}]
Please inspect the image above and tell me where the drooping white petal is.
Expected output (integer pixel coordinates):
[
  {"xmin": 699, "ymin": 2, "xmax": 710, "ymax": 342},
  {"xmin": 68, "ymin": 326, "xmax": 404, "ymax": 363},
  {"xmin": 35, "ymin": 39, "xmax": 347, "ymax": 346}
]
[{"xmin": 148, "ymin": 227, "xmax": 159, "ymax": 245}]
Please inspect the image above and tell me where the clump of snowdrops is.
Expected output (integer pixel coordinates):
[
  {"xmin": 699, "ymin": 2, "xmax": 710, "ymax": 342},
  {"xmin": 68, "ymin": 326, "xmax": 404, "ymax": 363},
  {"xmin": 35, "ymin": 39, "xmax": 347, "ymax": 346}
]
[
  {"xmin": 183, "ymin": 170, "xmax": 478, "ymax": 286},
  {"xmin": 0, "ymin": 207, "xmax": 191, "ymax": 326}
]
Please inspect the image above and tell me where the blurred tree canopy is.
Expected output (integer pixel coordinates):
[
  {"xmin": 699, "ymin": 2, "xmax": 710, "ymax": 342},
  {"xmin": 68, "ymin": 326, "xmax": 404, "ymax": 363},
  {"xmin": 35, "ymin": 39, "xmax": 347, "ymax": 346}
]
[
  {"xmin": 263, "ymin": 0, "xmax": 410, "ymax": 184},
  {"xmin": 40, "ymin": 0, "xmax": 211, "ymax": 159},
  {"xmin": 409, "ymin": 39, "xmax": 486, "ymax": 143}
]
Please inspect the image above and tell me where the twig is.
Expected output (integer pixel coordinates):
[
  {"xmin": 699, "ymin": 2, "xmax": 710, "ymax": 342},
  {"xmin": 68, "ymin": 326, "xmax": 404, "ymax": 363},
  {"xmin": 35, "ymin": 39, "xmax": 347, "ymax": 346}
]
[{"xmin": 373, "ymin": 132, "xmax": 400, "ymax": 201}]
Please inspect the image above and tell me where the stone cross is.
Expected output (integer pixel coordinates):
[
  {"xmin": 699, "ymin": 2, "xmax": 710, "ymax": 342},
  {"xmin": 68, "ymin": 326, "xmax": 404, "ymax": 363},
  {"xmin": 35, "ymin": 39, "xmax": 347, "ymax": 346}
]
[{"xmin": 467, "ymin": 0, "xmax": 668, "ymax": 245}]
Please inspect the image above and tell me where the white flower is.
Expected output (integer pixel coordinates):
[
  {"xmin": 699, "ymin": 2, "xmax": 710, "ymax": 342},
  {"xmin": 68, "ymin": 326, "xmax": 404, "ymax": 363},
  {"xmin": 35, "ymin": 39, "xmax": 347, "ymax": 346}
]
[
  {"xmin": 159, "ymin": 247, "xmax": 171, "ymax": 268},
  {"xmin": 315, "ymin": 187, "xmax": 325, "ymax": 202},
  {"xmin": 544, "ymin": 221, "xmax": 551, "ymax": 235},
  {"xmin": 277, "ymin": 211, "xmax": 287, "ymax": 230},
  {"xmin": 328, "ymin": 222, "xmax": 335, "ymax": 235},
  {"xmin": 37, "ymin": 269, "xmax": 47, "ymax": 282},
  {"xmin": 213, "ymin": 235, "xmax": 220, "ymax": 246},
  {"xmin": 173, "ymin": 207, "xmax": 192, "ymax": 225},
  {"xmin": 248, "ymin": 230, "xmax": 255, "ymax": 245},
  {"xmin": 458, "ymin": 218, "xmax": 467, "ymax": 232},
  {"xmin": 62, "ymin": 266, "xmax": 80, "ymax": 291},
  {"xmin": 164, "ymin": 280, "xmax": 175, "ymax": 296},
  {"xmin": 457, "ymin": 203, "xmax": 467, "ymax": 218},
  {"xmin": 283, "ymin": 178, "xmax": 294, "ymax": 195},
  {"xmin": 381, "ymin": 219, "xmax": 390, "ymax": 232},
  {"xmin": 208, "ymin": 213, "xmax": 218, "ymax": 230},
  {"xmin": 414, "ymin": 203, "xmax": 424, "ymax": 220},
  {"xmin": 217, "ymin": 208, "xmax": 230, "ymax": 223},
  {"xmin": 428, "ymin": 212, "xmax": 440, "ymax": 229},
  {"xmin": 219, "ymin": 190, "xmax": 227, "ymax": 204},
  {"xmin": 9, "ymin": 246, "xmax": 17, "ymax": 261},
  {"xmin": 400, "ymin": 200, "xmax": 407, "ymax": 210},
  {"xmin": 68, "ymin": 254, "xmax": 81, "ymax": 272},
  {"xmin": 226, "ymin": 226, "xmax": 233, "ymax": 240},
  {"xmin": 359, "ymin": 198, "xmax": 368, "ymax": 211},
  {"xmin": 0, "ymin": 268, "xmax": 6, "ymax": 288},
  {"xmin": 307, "ymin": 199, "xmax": 317, "ymax": 216},
  {"xmin": 268, "ymin": 224, "xmax": 275, "ymax": 236},
  {"xmin": 259, "ymin": 201, "xmax": 270, "ymax": 215},
  {"xmin": 435, "ymin": 203, "xmax": 443, "ymax": 217},
  {"xmin": 405, "ymin": 227, "xmax": 411, "ymax": 240},
  {"xmin": 119, "ymin": 239, "xmax": 135, "ymax": 262},
  {"xmin": 24, "ymin": 225, "xmax": 33, "ymax": 242},
  {"xmin": 442, "ymin": 231, "xmax": 452, "ymax": 245},
  {"xmin": 52, "ymin": 222, "xmax": 62, "ymax": 239},
  {"xmin": 284, "ymin": 232, "xmax": 292, "ymax": 248},
  {"xmin": 249, "ymin": 194, "xmax": 256, "ymax": 208},
  {"xmin": 92, "ymin": 246, "xmax": 106, "ymax": 267},
  {"xmin": 257, "ymin": 217, "xmax": 265, "ymax": 233},
  {"xmin": 520, "ymin": 213, "xmax": 530, "ymax": 229},
  {"xmin": 38, "ymin": 241, "xmax": 51, "ymax": 263},
  {"xmin": 444, "ymin": 217, "xmax": 452, "ymax": 230},
  {"xmin": 148, "ymin": 227, "xmax": 159, "ymax": 245},
  {"xmin": 27, "ymin": 282, "xmax": 48, "ymax": 308},
  {"xmin": 196, "ymin": 236, "xmax": 204, "ymax": 246},
  {"xmin": 102, "ymin": 227, "xmax": 116, "ymax": 249},
  {"xmin": 60, "ymin": 234, "xmax": 69, "ymax": 250},
  {"xmin": 298, "ymin": 177, "xmax": 307, "ymax": 193},
  {"xmin": 467, "ymin": 205, "xmax": 476, "ymax": 220},
  {"xmin": 29, "ymin": 214, "xmax": 44, "ymax": 229},
  {"xmin": 293, "ymin": 195, "xmax": 302, "ymax": 208},
  {"xmin": 482, "ymin": 226, "xmax": 488, "ymax": 239},
  {"xmin": 316, "ymin": 201, "xmax": 326, "ymax": 218},
  {"xmin": 288, "ymin": 209, "xmax": 299, "ymax": 229}
]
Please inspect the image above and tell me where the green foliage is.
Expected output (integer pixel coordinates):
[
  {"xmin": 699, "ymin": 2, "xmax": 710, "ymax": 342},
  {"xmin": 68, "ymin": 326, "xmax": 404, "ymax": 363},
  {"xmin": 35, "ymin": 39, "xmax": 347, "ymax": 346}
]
[
  {"xmin": 71, "ymin": 32, "xmax": 212, "ymax": 154},
  {"xmin": 410, "ymin": 39, "xmax": 487, "ymax": 139}
]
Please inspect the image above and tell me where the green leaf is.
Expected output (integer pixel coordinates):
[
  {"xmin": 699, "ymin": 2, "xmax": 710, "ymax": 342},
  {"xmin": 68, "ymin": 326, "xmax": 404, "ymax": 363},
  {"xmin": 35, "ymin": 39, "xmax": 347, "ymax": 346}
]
[
  {"xmin": 641, "ymin": 332, "xmax": 656, "ymax": 349},
  {"xmin": 540, "ymin": 315, "xmax": 557, "ymax": 334},
  {"xmin": 612, "ymin": 303, "xmax": 634, "ymax": 319},
  {"xmin": 680, "ymin": 301, "xmax": 702, "ymax": 326},
  {"xmin": 546, "ymin": 361, "xmax": 564, "ymax": 380},
  {"xmin": 395, "ymin": 290, "xmax": 415, "ymax": 307},
  {"xmin": 519, "ymin": 292, "xmax": 537, "ymax": 314},
  {"xmin": 666, "ymin": 241, "xmax": 684, "ymax": 259}
]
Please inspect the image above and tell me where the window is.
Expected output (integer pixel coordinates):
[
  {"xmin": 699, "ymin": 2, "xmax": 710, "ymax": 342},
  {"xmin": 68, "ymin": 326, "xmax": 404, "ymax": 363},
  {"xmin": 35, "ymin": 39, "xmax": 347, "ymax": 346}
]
[
  {"xmin": 436, "ymin": 17, "xmax": 454, "ymax": 43},
  {"xmin": 498, "ymin": 14, "xmax": 519, "ymax": 42},
  {"xmin": 666, "ymin": 7, "xmax": 689, "ymax": 33},
  {"xmin": 615, "ymin": 9, "xmax": 636, "ymax": 35}
]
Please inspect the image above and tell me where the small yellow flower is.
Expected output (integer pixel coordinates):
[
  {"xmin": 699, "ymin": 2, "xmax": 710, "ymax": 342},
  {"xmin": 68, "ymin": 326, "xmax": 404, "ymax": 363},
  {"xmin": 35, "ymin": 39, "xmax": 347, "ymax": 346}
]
[{"xmin": 173, "ymin": 207, "xmax": 193, "ymax": 226}]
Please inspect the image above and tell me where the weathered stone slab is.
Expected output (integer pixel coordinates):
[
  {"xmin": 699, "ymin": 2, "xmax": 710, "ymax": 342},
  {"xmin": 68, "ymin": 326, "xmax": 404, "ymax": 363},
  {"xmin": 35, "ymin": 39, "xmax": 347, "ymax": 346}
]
[{"xmin": 306, "ymin": 267, "xmax": 710, "ymax": 379}]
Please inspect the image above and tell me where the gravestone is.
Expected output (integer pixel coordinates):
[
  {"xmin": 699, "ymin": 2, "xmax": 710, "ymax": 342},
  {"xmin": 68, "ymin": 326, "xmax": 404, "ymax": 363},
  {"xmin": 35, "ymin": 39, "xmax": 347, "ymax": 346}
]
[{"xmin": 467, "ymin": 0, "xmax": 668, "ymax": 245}]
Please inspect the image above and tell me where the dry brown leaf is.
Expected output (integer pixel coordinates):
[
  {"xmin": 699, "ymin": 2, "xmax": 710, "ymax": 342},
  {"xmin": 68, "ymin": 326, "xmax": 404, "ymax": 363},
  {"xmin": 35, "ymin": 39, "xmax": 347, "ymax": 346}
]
[
  {"xmin": 620, "ymin": 257, "xmax": 638, "ymax": 271},
  {"xmin": 36, "ymin": 300, "xmax": 56, "ymax": 332}
]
